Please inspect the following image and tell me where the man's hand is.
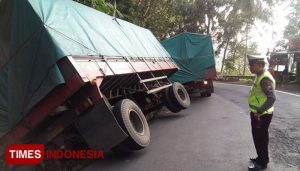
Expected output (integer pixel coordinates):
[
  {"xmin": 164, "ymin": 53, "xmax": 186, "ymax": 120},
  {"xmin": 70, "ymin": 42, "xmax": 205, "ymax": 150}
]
[{"xmin": 254, "ymin": 113, "xmax": 261, "ymax": 121}]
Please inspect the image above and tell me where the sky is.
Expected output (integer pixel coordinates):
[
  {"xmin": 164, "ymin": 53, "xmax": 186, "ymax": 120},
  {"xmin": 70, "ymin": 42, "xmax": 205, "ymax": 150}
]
[{"xmin": 249, "ymin": 1, "xmax": 292, "ymax": 54}]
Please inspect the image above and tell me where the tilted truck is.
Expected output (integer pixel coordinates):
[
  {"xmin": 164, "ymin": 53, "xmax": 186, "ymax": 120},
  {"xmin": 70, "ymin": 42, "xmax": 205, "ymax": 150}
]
[
  {"xmin": 161, "ymin": 32, "xmax": 217, "ymax": 97},
  {"xmin": 0, "ymin": 0, "xmax": 191, "ymax": 167}
]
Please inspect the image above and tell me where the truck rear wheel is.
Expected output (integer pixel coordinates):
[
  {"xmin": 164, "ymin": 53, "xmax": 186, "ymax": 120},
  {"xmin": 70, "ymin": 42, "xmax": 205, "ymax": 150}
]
[
  {"xmin": 163, "ymin": 87, "xmax": 182, "ymax": 113},
  {"xmin": 113, "ymin": 99, "xmax": 150, "ymax": 151},
  {"xmin": 169, "ymin": 82, "xmax": 190, "ymax": 109}
]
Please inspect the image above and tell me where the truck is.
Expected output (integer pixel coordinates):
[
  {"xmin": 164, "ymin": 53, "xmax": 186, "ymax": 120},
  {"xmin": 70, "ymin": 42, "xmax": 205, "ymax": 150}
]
[
  {"xmin": 161, "ymin": 32, "xmax": 217, "ymax": 97},
  {"xmin": 0, "ymin": 0, "xmax": 190, "ymax": 168},
  {"xmin": 270, "ymin": 52, "xmax": 298, "ymax": 83}
]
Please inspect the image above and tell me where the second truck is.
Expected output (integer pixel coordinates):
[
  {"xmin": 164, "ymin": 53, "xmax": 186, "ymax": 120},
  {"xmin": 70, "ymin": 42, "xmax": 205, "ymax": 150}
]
[{"xmin": 161, "ymin": 32, "xmax": 217, "ymax": 97}]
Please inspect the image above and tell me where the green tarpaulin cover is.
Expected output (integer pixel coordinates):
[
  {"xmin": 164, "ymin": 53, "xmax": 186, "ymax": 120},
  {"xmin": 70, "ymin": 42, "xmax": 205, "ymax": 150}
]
[
  {"xmin": 0, "ymin": 0, "xmax": 170, "ymax": 138},
  {"xmin": 161, "ymin": 32, "xmax": 215, "ymax": 83}
]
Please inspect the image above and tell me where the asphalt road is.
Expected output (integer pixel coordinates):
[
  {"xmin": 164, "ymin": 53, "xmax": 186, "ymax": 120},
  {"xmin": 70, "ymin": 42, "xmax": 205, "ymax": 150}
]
[{"xmin": 84, "ymin": 82, "xmax": 300, "ymax": 171}]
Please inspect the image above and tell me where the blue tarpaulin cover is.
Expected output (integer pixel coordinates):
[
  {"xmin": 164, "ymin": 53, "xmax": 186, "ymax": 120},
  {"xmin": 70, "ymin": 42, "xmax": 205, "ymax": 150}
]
[{"xmin": 161, "ymin": 32, "xmax": 216, "ymax": 83}]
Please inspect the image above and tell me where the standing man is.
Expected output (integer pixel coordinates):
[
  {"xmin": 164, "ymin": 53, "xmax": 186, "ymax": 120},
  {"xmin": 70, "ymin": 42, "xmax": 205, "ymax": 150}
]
[
  {"xmin": 282, "ymin": 65, "xmax": 289, "ymax": 83},
  {"xmin": 247, "ymin": 55, "xmax": 276, "ymax": 170}
]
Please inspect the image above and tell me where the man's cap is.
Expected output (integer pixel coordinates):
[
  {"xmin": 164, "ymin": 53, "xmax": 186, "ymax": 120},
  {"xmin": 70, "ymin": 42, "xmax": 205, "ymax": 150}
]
[{"xmin": 247, "ymin": 55, "xmax": 269, "ymax": 64}]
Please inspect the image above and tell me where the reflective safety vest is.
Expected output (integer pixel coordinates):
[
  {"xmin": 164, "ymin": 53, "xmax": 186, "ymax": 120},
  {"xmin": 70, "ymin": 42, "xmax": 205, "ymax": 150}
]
[{"xmin": 248, "ymin": 71, "xmax": 276, "ymax": 115}]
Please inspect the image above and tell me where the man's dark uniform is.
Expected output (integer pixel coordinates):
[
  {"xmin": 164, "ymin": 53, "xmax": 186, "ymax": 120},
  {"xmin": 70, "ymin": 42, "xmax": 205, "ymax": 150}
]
[{"xmin": 249, "ymin": 69, "xmax": 276, "ymax": 168}]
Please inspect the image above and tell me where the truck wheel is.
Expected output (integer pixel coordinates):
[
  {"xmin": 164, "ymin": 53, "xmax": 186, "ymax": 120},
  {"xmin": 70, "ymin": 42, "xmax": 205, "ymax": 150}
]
[
  {"xmin": 169, "ymin": 82, "xmax": 190, "ymax": 109},
  {"xmin": 163, "ymin": 87, "xmax": 181, "ymax": 113},
  {"xmin": 113, "ymin": 99, "xmax": 150, "ymax": 151}
]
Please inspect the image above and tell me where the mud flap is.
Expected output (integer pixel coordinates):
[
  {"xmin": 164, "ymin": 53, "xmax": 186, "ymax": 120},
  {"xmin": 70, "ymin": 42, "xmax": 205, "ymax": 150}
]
[{"xmin": 76, "ymin": 99, "xmax": 128, "ymax": 151}]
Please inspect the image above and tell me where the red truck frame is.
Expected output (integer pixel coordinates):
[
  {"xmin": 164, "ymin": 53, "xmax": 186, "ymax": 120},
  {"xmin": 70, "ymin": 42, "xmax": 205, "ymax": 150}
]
[{"xmin": 0, "ymin": 54, "xmax": 191, "ymax": 166}]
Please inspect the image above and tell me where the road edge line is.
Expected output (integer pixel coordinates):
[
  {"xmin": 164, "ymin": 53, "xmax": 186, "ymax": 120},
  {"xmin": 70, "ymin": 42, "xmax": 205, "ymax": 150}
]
[{"xmin": 215, "ymin": 82, "xmax": 300, "ymax": 97}]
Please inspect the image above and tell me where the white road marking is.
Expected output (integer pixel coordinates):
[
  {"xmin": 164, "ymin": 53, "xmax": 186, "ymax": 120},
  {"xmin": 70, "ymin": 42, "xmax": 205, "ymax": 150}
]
[
  {"xmin": 215, "ymin": 82, "xmax": 300, "ymax": 97},
  {"xmin": 276, "ymin": 90, "xmax": 300, "ymax": 97}
]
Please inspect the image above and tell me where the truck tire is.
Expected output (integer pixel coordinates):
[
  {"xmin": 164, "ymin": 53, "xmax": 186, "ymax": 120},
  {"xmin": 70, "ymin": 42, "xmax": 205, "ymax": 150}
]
[
  {"xmin": 163, "ymin": 87, "xmax": 181, "ymax": 113},
  {"xmin": 169, "ymin": 82, "xmax": 190, "ymax": 109},
  {"xmin": 113, "ymin": 99, "xmax": 150, "ymax": 151}
]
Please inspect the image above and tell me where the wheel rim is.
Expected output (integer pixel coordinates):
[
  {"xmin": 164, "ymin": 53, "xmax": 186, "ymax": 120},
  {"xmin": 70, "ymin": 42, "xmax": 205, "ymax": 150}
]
[
  {"xmin": 129, "ymin": 110, "xmax": 144, "ymax": 135},
  {"xmin": 177, "ymin": 88, "xmax": 186, "ymax": 101}
]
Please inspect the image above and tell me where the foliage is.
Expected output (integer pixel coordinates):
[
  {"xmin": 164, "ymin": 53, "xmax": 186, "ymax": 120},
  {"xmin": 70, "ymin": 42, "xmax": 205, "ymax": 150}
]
[
  {"xmin": 284, "ymin": 0, "xmax": 300, "ymax": 40},
  {"xmin": 224, "ymin": 39, "xmax": 257, "ymax": 75},
  {"xmin": 281, "ymin": 0, "xmax": 300, "ymax": 51},
  {"xmin": 75, "ymin": 0, "xmax": 122, "ymax": 16}
]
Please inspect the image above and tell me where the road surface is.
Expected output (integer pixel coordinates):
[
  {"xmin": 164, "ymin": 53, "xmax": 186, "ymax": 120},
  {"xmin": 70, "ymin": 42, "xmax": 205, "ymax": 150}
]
[{"xmin": 83, "ymin": 82, "xmax": 300, "ymax": 171}]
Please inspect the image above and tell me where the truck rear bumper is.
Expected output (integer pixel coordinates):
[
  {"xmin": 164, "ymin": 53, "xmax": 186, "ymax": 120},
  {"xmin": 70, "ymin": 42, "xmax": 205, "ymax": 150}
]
[{"xmin": 184, "ymin": 79, "xmax": 214, "ymax": 94}]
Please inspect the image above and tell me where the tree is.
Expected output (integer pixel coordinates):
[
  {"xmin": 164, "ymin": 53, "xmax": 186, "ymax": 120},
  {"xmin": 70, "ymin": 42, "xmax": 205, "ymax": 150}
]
[
  {"xmin": 284, "ymin": 0, "xmax": 300, "ymax": 51},
  {"xmin": 218, "ymin": 0, "xmax": 273, "ymax": 75},
  {"xmin": 75, "ymin": 0, "xmax": 122, "ymax": 16},
  {"xmin": 113, "ymin": 0, "xmax": 202, "ymax": 39},
  {"xmin": 284, "ymin": 0, "xmax": 300, "ymax": 38},
  {"xmin": 230, "ymin": 0, "xmax": 273, "ymax": 75},
  {"xmin": 224, "ymin": 41, "xmax": 258, "ymax": 75}
]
